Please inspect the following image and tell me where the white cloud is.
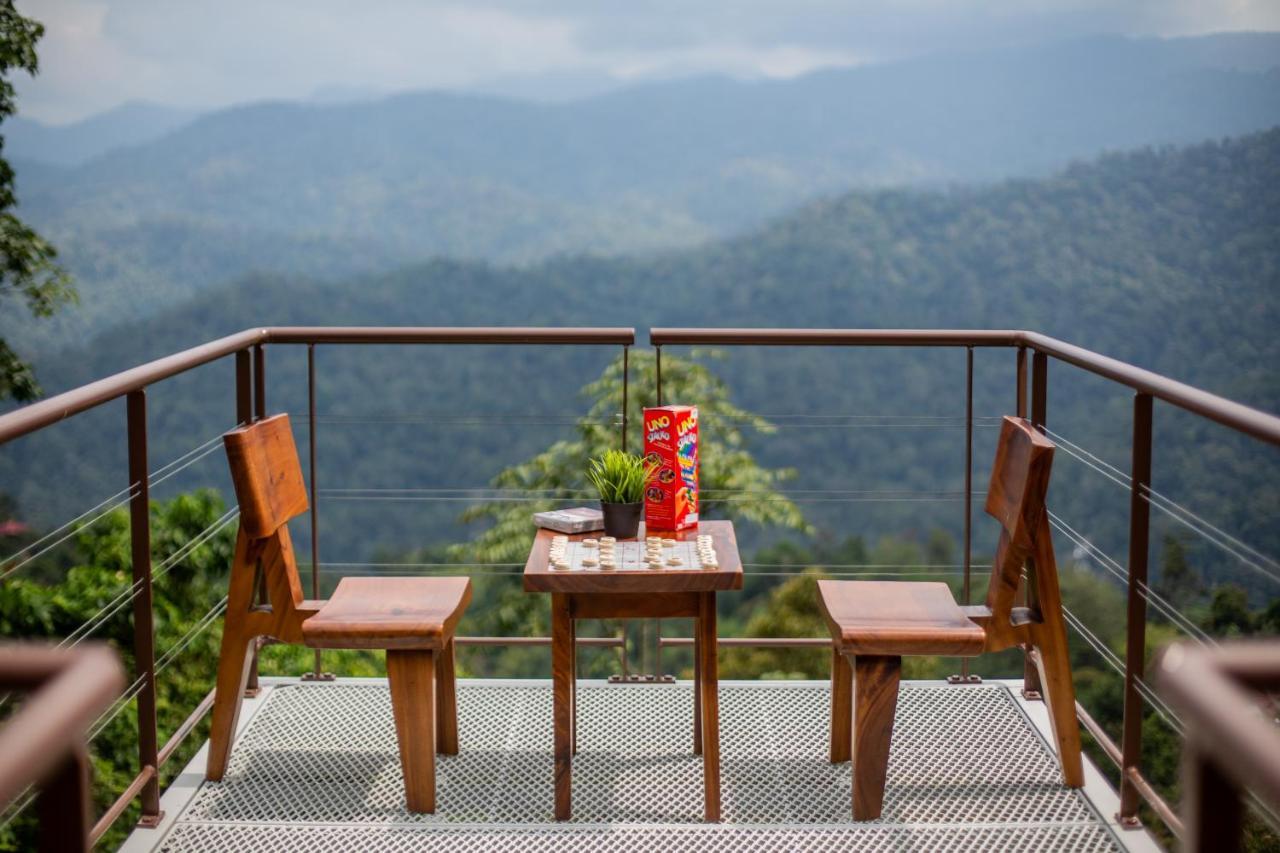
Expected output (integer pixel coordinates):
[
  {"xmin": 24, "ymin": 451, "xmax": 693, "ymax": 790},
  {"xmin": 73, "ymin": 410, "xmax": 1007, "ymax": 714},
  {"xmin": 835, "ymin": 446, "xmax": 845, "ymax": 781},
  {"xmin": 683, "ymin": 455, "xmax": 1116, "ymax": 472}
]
[{"xmin": 11, "ymin": 0, "xmax": 1280, "ymax": 124}]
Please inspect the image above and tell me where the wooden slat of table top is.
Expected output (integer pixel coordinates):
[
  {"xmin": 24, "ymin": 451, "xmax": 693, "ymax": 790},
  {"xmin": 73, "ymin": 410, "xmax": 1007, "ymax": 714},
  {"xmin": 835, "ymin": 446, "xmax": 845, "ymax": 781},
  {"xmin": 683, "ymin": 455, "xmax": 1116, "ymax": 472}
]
[{"xmin": 523, "ymin": 520, "xmax": 743, "ymax": 594}]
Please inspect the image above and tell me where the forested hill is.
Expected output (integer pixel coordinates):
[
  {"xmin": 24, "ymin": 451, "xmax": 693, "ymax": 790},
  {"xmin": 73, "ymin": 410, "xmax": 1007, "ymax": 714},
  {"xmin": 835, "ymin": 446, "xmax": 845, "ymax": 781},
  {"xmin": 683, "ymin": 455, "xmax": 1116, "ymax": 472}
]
[
  {"xmin": 38, "ymin": 127, "xmax": 1280, "ymax": 407},
  {"xmin": 10, "ymin": 128, "xmax": 1278, "ymax": 590},
  {"xmin": 5, "ymin": 33, "xmax": 1279, "ymax": 356}
]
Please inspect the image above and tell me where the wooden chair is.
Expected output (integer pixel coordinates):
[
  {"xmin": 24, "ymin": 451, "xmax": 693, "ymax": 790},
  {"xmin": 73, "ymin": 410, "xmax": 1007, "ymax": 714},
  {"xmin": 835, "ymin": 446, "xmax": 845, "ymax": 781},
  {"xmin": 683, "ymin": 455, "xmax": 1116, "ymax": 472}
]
[
  {"xmin": 205, "ymin": 413, "xmax": 472, "ymax": 813},
  {"xmin": 818, "ymin": 415, "xmax": 1083, "ymax": 820}
]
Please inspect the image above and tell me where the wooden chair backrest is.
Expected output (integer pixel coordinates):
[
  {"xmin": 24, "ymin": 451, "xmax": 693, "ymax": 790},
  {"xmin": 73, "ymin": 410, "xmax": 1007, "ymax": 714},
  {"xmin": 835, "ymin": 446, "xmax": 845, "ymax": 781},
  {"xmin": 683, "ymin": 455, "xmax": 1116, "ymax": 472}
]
[
  {"xmin": 224, "ymin": 414, "xmax": 309, "ymax": 539},
  {"xmin": 222, "ymin": 413, "xmax": 311, "ymax": 642},
  {"xmin": 982, "ymin": 416, "xmax": 1056, "ymax": 626}
]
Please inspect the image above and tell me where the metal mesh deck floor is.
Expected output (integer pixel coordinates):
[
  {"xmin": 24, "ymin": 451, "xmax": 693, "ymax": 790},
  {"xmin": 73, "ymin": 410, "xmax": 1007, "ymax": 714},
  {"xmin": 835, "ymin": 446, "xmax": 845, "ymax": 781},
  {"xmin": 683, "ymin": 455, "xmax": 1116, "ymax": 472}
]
[{"xmin": 156, "ymin": 681, "xmax": 1123, "ymax": 852}]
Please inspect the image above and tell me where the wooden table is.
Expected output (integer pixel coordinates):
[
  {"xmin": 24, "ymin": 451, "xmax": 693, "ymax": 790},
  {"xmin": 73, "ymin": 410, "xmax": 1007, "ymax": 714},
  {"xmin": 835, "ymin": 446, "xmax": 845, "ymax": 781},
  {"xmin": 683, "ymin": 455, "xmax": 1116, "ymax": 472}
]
[{"xmin": 523, "ymin": 520, "xmax": 743, "ymax": 821}]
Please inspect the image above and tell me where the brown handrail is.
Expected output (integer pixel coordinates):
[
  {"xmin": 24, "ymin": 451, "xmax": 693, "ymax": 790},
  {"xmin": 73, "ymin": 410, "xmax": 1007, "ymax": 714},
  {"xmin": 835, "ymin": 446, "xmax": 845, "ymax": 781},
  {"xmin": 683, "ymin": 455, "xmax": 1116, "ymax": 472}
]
[
  {"xmin": 1156, "ymin": 641, "xmax": 1280, "ymax": 851},
  {"xmin": 648, "ymin": 328, "xmax": 1280, "ymax": 446},
  {"xmin": 649, "ymin": 325, "xmax": 1280, "ymax": 834},
  {"xmin": 0, "ymin": 326, "xmax": 635, "ymax": 445},
  {"xmin": 0, "ymin": 644, "xmax": 125, "ymax": 852},
  {"xmin": 4, "ymin": 325, "xmax": 1277, "ymax": 844},
  {"xmin": 266, "ymin": 326, "xmax": 636, "ymax": 345},
  {"xmin": 0, "ymin": 325, "xmax": 637, "ymax": 839}
]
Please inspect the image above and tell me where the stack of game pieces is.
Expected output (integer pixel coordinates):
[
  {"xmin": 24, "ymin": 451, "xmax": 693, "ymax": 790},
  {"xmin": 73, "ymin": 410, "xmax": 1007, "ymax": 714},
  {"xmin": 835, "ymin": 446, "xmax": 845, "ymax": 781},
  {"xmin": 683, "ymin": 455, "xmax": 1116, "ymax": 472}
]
[
  {"xmin": 696, "ymin": 534, "xmax": 717, "ymax": 569},
  {"xmin": 550, "ymin": 535, "xmax": 570, "ymax": 570},
  {"xmin": 645, "ymin": 536, "xmax": 664, "ymax": 570},
  {"xmin": 599, "ymin": 536, "xmax": 617, "ymax": 570}
]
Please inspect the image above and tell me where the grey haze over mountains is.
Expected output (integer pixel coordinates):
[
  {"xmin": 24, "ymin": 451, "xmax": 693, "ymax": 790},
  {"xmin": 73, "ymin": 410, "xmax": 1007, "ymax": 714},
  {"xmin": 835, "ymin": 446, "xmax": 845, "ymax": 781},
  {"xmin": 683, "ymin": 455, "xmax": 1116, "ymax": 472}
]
[{"xmin": 6, "ymin": 32, "xmax": 1280, "ymax": 356}]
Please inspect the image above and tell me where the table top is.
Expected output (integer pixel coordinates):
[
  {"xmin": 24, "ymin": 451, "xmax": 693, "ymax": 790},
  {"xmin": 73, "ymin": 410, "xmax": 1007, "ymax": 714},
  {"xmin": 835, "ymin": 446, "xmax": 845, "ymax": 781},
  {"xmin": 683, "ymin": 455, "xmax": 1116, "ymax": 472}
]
[{"xmin": 523, "ymin": 520, "xmax": 743, "ymax": 594}]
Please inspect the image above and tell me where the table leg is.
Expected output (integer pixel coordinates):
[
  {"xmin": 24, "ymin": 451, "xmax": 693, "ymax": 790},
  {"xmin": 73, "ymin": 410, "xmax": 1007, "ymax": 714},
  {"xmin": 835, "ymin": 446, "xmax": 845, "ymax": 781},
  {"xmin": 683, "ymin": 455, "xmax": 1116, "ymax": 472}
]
[
  {"xmin": 697, "ymin": 592, "xmax": 721, "ymax": 822},
  {"xmin": 570, "ymin": 615, "xmax": 578, "ymax": 755},
  {"xmin": 552, "ymin": 593, "xmax": 573, "ymax": 820},
  {"xmin": 693, "ymin": 625, "xmax": 703, "ymax": 755}
]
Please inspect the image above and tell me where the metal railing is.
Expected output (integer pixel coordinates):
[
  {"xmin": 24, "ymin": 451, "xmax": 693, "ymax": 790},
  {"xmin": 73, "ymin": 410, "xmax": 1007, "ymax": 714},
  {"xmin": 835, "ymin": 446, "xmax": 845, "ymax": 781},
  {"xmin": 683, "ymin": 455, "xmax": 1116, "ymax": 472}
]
[
  {"xmin": 1155, "ymin": 640, "xmax": 1280, "ymax": 853},
  {"xmin": 649, "ymin": 327, "xmax": 1280, "ymax": 835},
  {"xmin": 0, "ymin": 644, "xmax": 125, "ymax": 852},
  {"xmin": 0, "ymin": 325, "xmax": 1277, "ymax": 844},
  {"xmin": 0, "ymin": 326, "xmax": 634, "ymax": 844}
]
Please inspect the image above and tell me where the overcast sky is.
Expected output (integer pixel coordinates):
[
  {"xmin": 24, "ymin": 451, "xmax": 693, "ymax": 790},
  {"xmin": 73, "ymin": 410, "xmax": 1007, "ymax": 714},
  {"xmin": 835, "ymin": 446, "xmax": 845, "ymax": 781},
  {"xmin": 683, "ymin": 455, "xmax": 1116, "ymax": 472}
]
[{"xmin": 14, "ymin": 0, "xmax": 1280, "ymax": 124}]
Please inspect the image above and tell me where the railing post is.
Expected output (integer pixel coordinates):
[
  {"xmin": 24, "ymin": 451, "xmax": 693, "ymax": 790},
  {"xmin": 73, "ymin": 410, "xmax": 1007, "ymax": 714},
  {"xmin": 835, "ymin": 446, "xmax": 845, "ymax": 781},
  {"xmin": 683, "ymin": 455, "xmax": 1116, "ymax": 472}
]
[
  {"xmin": 650, "ymin": 345, "xmax": 661, "ymax": 680},
  {"xmin": 621, "ymin": 344, "xmax": 629, "ymax": 452},
  {"xmin": 37, "ymin": 746, "xmax": 91, "ymax": 853},
  {"xmin": 126, "ymin": 391, "xmax": 162, "ymax": 827},
  {"xmin": 1031, "ymin": 352, "xmax": 1047, "ymax": 431},
  {"xmin": 952, "ymin": 347, "xmax": 978, "ymax": 684},
  {"xmin": 655, "ymin": 345, "xmax": 663, "ymax": 406},
  {"xmin": 235, "ymin": 350, "xmax": 251, "ymax": 425},
  {"xmin": 1016, "ymin": 345, "xmax": 1027, "ymax": 418},
  {"xmin": 243, "ymin": 347, "xmax": 264, "ymax": 696},
  {"xmin": 1023, "ymin": 351, "xmax": 1048, "ymax": 698},
  {"xmin": 304, "ymin": 344, "xmax": 332, "ymax": 682},
  {"xmin": 1118, "ymin": 392, "xmax": 1154, "ymax": 827},
  {"xmin": 252, "ymin": 344, "xmax": 266, "ymax": 420}
]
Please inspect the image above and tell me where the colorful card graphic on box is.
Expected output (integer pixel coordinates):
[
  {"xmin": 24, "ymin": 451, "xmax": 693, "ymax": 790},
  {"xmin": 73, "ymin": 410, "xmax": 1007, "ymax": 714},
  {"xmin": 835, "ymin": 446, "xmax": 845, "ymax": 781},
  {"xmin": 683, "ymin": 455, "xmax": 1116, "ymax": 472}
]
[{"xmin": 642, "ymin": 405, "xmax": 699, "ymax": 530}]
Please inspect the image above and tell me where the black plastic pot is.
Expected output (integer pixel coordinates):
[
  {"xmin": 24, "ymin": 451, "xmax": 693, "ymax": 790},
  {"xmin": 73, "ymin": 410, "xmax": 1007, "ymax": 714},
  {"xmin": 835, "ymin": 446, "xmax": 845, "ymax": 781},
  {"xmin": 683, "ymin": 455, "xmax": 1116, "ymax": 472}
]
[{"xmin": 600, "ymin": 501, "xmax": 643, "ymax": 538}]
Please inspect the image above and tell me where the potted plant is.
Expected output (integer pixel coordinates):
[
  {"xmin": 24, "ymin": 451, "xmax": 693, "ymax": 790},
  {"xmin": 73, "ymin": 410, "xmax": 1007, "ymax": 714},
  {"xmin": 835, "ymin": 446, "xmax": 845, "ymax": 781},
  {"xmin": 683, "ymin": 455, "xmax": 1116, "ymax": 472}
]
[{"xmin": 585, "ymin": 450, "xmax": 656, "ymax": 539}]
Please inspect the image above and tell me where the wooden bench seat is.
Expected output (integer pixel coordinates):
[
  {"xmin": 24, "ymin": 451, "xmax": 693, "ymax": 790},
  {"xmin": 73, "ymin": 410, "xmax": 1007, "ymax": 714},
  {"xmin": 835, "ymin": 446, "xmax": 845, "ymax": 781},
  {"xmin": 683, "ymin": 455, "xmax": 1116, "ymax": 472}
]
[
  {"xmin": 205, "ymin": 414, "xmax": 472, "ymax": 814},
  {"xmin": 817, "ymin": 580, "xmax": 985, "ymax": 657},
  {"xmin": 819, "ymin": 416, "xmax": 1083, "ymax": 820},
  {"xmin": 303, "ymin": 577, "xmax": 471, "ymax": 650}
]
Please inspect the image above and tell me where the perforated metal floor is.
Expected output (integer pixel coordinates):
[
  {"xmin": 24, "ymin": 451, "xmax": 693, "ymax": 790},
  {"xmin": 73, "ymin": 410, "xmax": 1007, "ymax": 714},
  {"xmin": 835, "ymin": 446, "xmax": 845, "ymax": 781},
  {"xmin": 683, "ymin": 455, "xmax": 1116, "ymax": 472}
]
[{"xmin": 157, "ymin": 681, "xmax": 1123, "ymax": 852}]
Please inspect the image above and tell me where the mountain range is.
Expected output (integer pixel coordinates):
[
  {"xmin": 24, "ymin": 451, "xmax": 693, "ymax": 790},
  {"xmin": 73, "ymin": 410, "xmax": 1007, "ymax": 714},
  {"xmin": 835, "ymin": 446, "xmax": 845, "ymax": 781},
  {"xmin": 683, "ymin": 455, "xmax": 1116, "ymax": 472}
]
[
  {"xmin": 6, "ymin": 127, "xmax": 1276, "ymax": 600},
  {"xmin": 5, "ymin": 32, "xmax": 1280, "ymax": 359}
]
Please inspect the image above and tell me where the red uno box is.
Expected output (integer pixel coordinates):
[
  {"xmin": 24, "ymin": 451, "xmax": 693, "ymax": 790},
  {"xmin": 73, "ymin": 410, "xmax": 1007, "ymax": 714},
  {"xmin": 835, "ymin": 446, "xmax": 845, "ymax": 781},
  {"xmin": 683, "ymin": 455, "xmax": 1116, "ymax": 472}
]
[{"xmin": 642, "ymin": 405, "xmax": 699, "ymax": 531}]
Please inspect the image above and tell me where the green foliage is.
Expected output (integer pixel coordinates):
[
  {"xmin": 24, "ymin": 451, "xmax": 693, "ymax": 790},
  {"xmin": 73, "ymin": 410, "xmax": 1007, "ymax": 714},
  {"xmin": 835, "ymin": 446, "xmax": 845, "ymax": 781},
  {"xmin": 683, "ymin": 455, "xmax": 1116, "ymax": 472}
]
[
  {"xmin": 1204, "ymin": 584, "xmax": 1257, "ymax": 637},
  {"xmin": 443, "ymin": 349, "xmax": 806, "ymax": 677},
  {"xmin": 585, "ymin": 450, "xmax": 655, "ymax": 504},
  {"xmin": 0, "ymin": 1, "xmax": 72, "ymax": 401},
  {"xmin": 1155, "ymin": 534, "xmax": 1201, "ymax": 611},
  {"xmin": 0, "ymin": 490, "xmax": 234, "ymax": 852}
]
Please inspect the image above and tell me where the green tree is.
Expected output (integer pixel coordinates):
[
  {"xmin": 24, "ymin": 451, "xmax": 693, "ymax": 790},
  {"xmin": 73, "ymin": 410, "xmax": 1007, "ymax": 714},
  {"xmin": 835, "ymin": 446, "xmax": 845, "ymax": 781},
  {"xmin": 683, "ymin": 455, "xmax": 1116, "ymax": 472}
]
[
  {"xmin": 1204, "ymin": 584, "xmax": 1255, "ymax": 637},
  {"xmin": 1155, "ymin": 534, "xmax": 1201, "ymax": 611},
  {"xmin": 0, "ymin": 1, "xmax": 73, "ymax": 402},
  {"xmin": 446, "ymin": 350, "xmax": 807, "ymax": 677}
]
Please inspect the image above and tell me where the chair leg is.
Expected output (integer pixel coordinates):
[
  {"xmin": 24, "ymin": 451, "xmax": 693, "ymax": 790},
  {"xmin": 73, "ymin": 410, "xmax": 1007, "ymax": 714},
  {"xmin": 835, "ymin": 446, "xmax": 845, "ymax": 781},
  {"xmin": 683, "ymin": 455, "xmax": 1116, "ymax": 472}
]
[
  {"xmin": 387, "ymin": 649, "xmax": 437, "ymax": 813},
  {"xmin": 830, "ymin": 647, "xmax": 852, "ymax": 763},
  {"xmin": 852, "ymin": 655, "xmax": 901, "ymax": 820},
  {"xmin": 1032, "ymin": 626, "xmax": 1084, "ymax": 787},
  {"xmin": 436, "ymin": 638, "xmax": 459, "ymax": 756},
  {"xmin": 693, "ymin": 626, "xmax": 703, "ymax": 755},
  {"xmin": 205, "ymin": 624, "xmax": 256, "ymax": 781}
]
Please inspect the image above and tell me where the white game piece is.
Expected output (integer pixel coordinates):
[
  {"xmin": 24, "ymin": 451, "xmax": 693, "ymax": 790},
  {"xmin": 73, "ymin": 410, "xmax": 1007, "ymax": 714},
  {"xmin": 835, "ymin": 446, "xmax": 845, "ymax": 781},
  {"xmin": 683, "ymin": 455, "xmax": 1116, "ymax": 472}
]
[
  {"xmin": 582, "ymin": 557, "xmax": 598, "ymax": 568},
  {"xmin": 663, "ymin": 538, "xmax": 676, "ymax": 548},
  {"xmin": 583, "ymin": 539, "xmax": 598, "ymax": 548},
  {"xmin": 601, "ymin": 536, "xmax": 616, "ymax": 544},
  {"xmin": 667, "ymin": 556, "xmax": 683, "ymax": 566}
]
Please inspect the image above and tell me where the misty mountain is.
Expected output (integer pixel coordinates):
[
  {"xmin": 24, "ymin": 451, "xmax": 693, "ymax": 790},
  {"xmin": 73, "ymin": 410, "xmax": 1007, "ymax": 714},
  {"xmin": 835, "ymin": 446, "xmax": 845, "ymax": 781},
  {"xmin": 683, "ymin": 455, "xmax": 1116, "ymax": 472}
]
[
  {"xmin": 9, "ymin": 128, "xmax": 1277, "ymax": 593},
  {"xmin": 6, "ymin": 101, "xmax": 198, "ymax": 167},
  {"xmin": 6, "ymin": 33, "xmax": 1279, "ymax": 359}
]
